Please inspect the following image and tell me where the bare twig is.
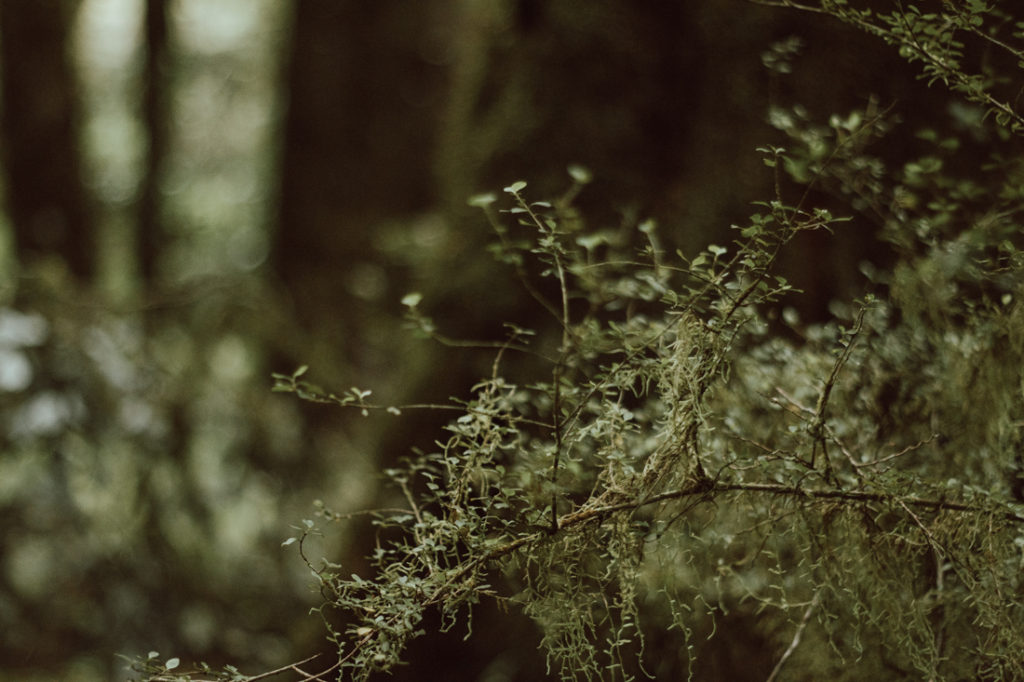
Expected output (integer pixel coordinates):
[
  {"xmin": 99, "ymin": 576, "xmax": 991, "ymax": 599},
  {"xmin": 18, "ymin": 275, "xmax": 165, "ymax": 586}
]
[
  {"xmin": 765, "ymin": 592, "xmax": 820, "ymax": 682},
  {"xmin": 853, "ymin": 434, "xmax": 938, "ymax": 469},
  {"xmin": 809, "ymin": 304, "xmax": 866, "ymax": 478}
]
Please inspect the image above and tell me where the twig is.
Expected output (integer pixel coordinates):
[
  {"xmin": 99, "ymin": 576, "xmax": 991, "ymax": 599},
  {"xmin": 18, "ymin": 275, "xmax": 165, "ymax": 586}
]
[
  {"xmin": 853, "ymin": 434, "xmax": 937, "ymax": 469},
  {"xmin": 809, "ymin": 304, "xmax": 866, "ymax": 478},
  {"xmin": 894, "ymin": 497, "xmax": 947, "ymax": 682},
  {"xmin": 247, "ymin": 653, "xmax": 339, "ymax": 682},
  {"xmin": 765, "ymin": 592, "xmax": 820, "ymax": 682},
  {"xmin": 278, "ymin": 473, "xmax": 1024, "ymax": 681},
  {"xmin": 747, "ymin": 0, "xmax": 829, "ymax": 13},
  {"xmin": 551, "ymin": 360, "xmax": 564, "ymax": 531},
  {"xmin": 564, "ymin": 480, "xmax": 1024, "ymax": 526}
]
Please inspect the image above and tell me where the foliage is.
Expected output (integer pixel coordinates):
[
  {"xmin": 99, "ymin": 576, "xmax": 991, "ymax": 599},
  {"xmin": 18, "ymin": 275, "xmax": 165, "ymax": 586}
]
[
  {"xmin": 133, "ymin": 2, "xmax": 1024, "ymax": 681},
  {"xmin": 758, "ymin": 0, "xmax": 1024, "ymax": 134}
]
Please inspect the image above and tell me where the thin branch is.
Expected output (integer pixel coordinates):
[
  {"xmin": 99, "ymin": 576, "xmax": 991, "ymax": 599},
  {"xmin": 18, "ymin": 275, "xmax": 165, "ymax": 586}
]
[
  {"xmin": 507, "ymin": 186, "xmax": 578, "ymax": 349},
  {"xmin": 747, "ymin": 0, "xmax": 830, "ymax": 13},
  {"xmin": 853, "ymin": 434, "xmax": 938, "ymax": 469},
  {"xmin": 894, "ymin": 497, "xmax": 948, "ymax": 682},
  {"xmin": 551, "ymin": 360, "xmax": 564, "ymax": 531},
  {"xmin": 143, "ymin": 653, "xmax": 338, "ymax": 682},
  {"xmin": 505, "ymin": 190, "xmax": 574, "ymax": 531},
  {"xmin": 272, "ymin": 470, "xmax": 1024, "ymax": 682},
  {"xmin": 553, "ymin": 479, "xmax": 1024, "ymax": 527},
  {"xmin": 821, "ymin": 422, "xmax": 861, "ymax": 474},
  {"xmin": 810, "ymin": 303, "xmax": 866, "ymax": 476},
  {"xmin": 478, "ymin": 201, "xmax": 565, "ymax": 325},
  {"xmin": 273, "ymin": 383, "xmax": 553, "ymax": 430},
  {"xmin": 765, "ymin": 592, "xmax": 820, "ymax": 682},
  {"xmin": 248, "ymin": 653, "xmax": 339, "ymax": 682}
]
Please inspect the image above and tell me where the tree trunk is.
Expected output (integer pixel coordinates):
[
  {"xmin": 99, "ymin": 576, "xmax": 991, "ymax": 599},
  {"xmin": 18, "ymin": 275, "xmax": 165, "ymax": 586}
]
[
  {"xmin": 0, "ymin": 0, "xmax": 93, "ymax": 280},
  {"xmin": 273, "ymin": 0, "xmax": 442, "ymax": 369},
  {"xmin": 137, "ymin": 0, "xmax": 169, "ymax": 285}
]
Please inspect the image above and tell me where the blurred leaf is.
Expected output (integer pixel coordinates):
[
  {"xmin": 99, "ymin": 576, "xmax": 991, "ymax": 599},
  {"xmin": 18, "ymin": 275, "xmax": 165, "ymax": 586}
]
[{"xmin": 567, "ymin": 164, "xmax": 593, "ymax": 184}]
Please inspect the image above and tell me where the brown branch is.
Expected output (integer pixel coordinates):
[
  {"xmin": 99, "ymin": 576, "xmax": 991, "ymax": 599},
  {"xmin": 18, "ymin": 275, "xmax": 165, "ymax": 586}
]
[
  {"xmin": 853, "ymin": 434, "xmax": 938, "ymax": 469},
  {"xmin": 272, "ymin": 471, "xmax": 1024, "ymax": 682},
  {"xmin": 145, "ymin": 653, "xmax": 338, "ymax": 682},
  {"xmin": 646, "ymin": 481, "xmax": 1024, "ymax": 524}
]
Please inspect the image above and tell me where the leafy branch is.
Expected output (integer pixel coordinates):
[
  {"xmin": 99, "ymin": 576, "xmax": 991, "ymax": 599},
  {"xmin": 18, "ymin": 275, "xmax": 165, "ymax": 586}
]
[{"xmin": 752, "ymin": 0, "xmax": 1024, "ymax": 133}]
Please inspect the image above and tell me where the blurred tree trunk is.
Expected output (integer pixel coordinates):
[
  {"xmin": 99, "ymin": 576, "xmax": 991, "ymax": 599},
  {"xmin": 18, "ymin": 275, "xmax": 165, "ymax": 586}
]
[
  {"xmin": 0, "ymin": 0, "xmax": 93, "ymax": 280},
  {"xmin": 270, "ymin": 1, "xmax": 451, "ymax": 668},
  {"xmin": 437, "ymin": 1, "xmax": 710, "ymax": 227},
  {"xmin": 137, "ymin": 0, "xmax": 169, "ymax": 285},
  {"xmin": 273, "ymin": 0, "xmax": 442, "ymax": 376}
]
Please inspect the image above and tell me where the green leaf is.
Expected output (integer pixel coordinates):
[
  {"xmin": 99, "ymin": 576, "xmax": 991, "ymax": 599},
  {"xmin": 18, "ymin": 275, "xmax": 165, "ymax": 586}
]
[
  {"xmin": 467, "ymin": 192, "xmax": 497, "ymax": 207},
  {"xmin": 504, "ymin": 180, "xmax": 528, "ymax": 194},
  {"xmin": 577, "ymin": 234, "xmax": 607, "ymax": 250},
  {"xmin": 567, "ymin": 164, "xmax": 593, "ymax": 184},
  {"xmin": 401, "ymin": 292, "xmax": 423, "ymax": 308}
]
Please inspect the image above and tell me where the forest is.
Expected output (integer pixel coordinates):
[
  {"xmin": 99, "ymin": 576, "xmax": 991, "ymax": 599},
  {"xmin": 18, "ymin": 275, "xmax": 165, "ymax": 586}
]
[{"xmin": 1, "ymin": 1, "xmax": 1023, "ymax": 681}]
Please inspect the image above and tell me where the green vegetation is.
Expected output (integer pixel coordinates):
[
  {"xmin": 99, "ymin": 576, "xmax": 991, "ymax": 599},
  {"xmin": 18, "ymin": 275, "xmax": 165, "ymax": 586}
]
[
  {"xmin": 129, "ymin": 3, "xmax": 1024, "ymax": 680},
  {"xmin": 1, "ymin": 1, "xmax": 1020, "ymax": 681}
]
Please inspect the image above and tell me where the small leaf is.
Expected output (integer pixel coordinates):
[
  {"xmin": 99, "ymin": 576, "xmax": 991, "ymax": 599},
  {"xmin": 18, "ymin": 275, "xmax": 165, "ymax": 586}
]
[
  {"xmin": 282, "ymin": 537, "xmax": 297, "ymax": 546},
  {"xmin": 293, "ymin": 364, "xmax": 309, "ymax": 378},
  {"xmin": 504, "ymin": 180, "xmax": 527, "ymax": 194},
  {"xmin": 567, "ymin": 164, "xmax": 592, "ymax": 184},
  {"xmin": 401, "ymin": 292, "xmax": 423, "ymax": 308},
  {"xmin": 166, "ymin": 658, "xmax": 180, "ymax": 670},
  {"xmin": 467, "ymin": 192, "xmax": 497, "ymax": 207},
  {"xmin": 577, "ymin": 234, "xmax": 606, "ymax": 250}
]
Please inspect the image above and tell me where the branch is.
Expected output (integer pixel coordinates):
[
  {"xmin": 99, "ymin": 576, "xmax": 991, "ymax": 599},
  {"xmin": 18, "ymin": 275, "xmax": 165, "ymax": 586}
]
[
  {"xmin": 765, "ymin": 592, "xmax": 819, "ymax": 682},
  {"xmin": 277, "ymin": 472, "xmax": 1024, "ymax": 680},
  {"xmin": 747, "ymin": 0, "xmax": 830, "ymax": 14},
  {"xmin": 143, "ymin": 653, "xmax": 338, "ymax": 682},
  {"xmin": 638, "ymin": 480, "xmax": 1024, "ymax": 525}
]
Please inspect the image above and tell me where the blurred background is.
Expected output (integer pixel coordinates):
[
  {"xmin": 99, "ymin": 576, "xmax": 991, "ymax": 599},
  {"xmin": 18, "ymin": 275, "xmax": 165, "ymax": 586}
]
[{"xmin": 0, "ymin": 1, "xmax": 935, "ymax": 679}]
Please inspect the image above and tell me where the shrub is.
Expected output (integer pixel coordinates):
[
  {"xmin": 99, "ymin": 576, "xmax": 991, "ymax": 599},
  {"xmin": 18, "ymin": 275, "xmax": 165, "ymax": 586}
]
[{"xmin": 134, "ymin": 2, "xmax": 1024, "ymax": 680}]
